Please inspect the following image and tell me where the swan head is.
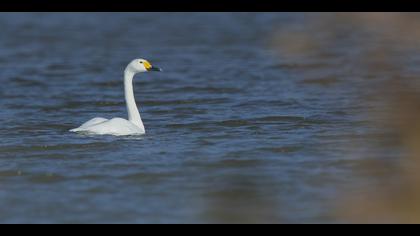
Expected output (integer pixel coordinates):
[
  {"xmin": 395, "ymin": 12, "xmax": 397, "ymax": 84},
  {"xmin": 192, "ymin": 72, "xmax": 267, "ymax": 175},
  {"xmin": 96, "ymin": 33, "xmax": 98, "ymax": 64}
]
[{"xmin": 126, "ymin": 58, "xmax": 162, "ymax": 74}]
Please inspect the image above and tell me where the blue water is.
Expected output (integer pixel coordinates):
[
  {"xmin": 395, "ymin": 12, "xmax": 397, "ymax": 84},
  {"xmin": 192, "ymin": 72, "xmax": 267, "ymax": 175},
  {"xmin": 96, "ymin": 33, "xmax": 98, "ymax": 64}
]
[{"xmin": 0, "ymin": 13, "xmax": 407, "ymax": 223}]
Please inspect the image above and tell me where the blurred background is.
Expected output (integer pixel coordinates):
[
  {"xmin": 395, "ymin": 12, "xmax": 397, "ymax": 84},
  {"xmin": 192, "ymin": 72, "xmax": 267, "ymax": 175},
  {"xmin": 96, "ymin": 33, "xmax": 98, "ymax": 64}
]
[{"xmin": 0, "ymin": 13, "xmax": 420, "ymax": 223}]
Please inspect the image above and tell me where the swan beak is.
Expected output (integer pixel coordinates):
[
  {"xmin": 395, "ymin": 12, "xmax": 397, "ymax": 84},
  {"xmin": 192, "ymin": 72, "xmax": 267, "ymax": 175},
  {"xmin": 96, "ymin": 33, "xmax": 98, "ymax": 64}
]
[{"xmin": 149, "ymin": 66, "xmax": 163, "ymax": 72}]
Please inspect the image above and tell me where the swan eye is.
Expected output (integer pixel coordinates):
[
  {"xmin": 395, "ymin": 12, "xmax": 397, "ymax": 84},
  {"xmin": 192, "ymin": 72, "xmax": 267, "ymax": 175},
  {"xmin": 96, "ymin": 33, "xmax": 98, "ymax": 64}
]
[{"xmin": 139, "ymin": 61, "xmax": 143, "ymax": 64}]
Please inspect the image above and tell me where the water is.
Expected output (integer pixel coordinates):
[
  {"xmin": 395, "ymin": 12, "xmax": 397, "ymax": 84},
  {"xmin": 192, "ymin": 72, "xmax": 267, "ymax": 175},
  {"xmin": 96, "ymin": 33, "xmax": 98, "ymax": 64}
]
[{"xmin": 0, "ymin": 13, "xmax": 415, "ymax": 223}]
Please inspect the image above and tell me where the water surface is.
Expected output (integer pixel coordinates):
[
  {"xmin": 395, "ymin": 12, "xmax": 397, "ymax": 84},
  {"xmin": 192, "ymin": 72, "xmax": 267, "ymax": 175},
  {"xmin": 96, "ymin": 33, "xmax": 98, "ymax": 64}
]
[{"xmin": 0, "ymin": 13, "xmax": 415, "ymax": 223}]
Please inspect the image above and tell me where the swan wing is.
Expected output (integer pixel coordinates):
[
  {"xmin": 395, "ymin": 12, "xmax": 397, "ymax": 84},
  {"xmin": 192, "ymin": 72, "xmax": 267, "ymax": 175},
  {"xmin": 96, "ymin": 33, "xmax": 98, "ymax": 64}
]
[
  {"xmin": 79, "ymin": 117, "xmax": 109, "ymax": 129},
  {"xmin": 70, "ymin": 117, "xmax": 108, "ymax": 132}
]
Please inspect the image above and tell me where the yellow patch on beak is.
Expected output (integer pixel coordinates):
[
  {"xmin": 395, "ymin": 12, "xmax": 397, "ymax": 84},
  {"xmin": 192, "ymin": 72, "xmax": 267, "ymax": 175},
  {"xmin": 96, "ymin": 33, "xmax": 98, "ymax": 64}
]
[{"xmin": 143, "ymin": 61, "xmax": 152, "ymax": 70}]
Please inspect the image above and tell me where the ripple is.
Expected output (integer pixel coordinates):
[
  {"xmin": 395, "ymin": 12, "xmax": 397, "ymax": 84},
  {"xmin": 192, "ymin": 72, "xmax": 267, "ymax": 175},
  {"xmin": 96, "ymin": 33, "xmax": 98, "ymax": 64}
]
[
  {"xmin": 120, "ymin": 172, "xmax": 177, "ymax": 183},
  {"xmin": 149, "ymin": 107, "xmax": 207, "ymax": 115},
  {"xmin": 91, "ymin": 80, "xmax": 121, "ymax": 88},
  {"xmin": 0, "ymin": 170, "xmax": 68, "ymax": 184},
  {"xmin": 257, "ymin": 146, "xmax": 303, "ymax": 153},
  {"xmin": 0, "ymin": 142, "xmax": 117, "ymax": 153},
  {"xmin": 40, "ymin": 100, "xmax": 124, "ymax": 111},
  {"xmin": 233, "ymin": 99, "xmax": 300, "ymax": 108},
  {"xmin": 142, "ymin": 98, "xmax": 230, "ymax": 106},
  {"xmin": 167, "ymin": 116, "xmax": 308, "ymax": 129},
  {"xmin": 165, "ymin": 115, "xmax": 330, "ymax": 132},
  {"xmin": 267, "ymin": 62, "xmax": 332, "ymax": 70},
  {"xmin": 163, "ymin": 86, "xmax": 243, "ymax": 94},
  {"xmin": 11, "ymin": 76, "xmax": 47, "ymax": 87},
  {"xmin": 299, "ymin": 77, "xmax": 341, "ymax": 86},
  {"xmin": 214, "ymin": 159, "xmax": 263, "ymax": 167},
  {"xmin": 219, "ymin": 119, "xmax": 252, "ymax": 127},
  {"xmin": 0, "ymin": 170, "xmax": 23, "ymax": 177},
  {"xmin": 253, "ymin": 115, "xmax": 306, "ymax": 123},
  {"xmin": 45, "ymin": 63, "xmax": 74, "ymax": 71},
  {"xmin": 28, "ymin": 174, "xmax": 68, "ymax": 184}
]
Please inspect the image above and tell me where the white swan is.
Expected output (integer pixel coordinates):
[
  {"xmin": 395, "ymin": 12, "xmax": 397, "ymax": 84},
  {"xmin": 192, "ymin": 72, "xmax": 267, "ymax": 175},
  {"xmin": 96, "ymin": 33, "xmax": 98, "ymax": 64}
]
[{"xmin": 70, "ymin": 58, "xmax": 162, "ymax": 136}]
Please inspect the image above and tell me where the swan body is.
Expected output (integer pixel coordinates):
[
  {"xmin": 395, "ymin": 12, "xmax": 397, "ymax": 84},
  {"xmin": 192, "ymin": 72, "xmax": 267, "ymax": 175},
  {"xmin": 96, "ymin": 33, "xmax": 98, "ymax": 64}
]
[
  {"xmin": 70, "ymin": 117, "xmax": 144, "ymax": 136},
  {"xmin": 70, "ymin": 59, "xmax": 161, "ymax": 136}
]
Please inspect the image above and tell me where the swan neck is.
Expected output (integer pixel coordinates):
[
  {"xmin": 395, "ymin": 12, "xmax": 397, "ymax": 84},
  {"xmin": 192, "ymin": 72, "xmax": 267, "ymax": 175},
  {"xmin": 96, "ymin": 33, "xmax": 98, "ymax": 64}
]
[{"xmin": 124, "ymin": 69, "xmax": 144, "ymax": 130}]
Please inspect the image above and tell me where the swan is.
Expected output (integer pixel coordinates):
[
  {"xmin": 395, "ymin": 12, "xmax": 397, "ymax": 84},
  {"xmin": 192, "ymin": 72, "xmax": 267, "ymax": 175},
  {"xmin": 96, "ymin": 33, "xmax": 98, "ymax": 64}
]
[{"xmin": 70, "ymin": 58, "xmax": 162, "ymax": 136}]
